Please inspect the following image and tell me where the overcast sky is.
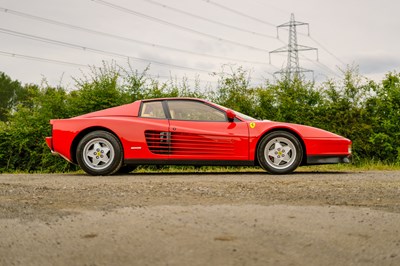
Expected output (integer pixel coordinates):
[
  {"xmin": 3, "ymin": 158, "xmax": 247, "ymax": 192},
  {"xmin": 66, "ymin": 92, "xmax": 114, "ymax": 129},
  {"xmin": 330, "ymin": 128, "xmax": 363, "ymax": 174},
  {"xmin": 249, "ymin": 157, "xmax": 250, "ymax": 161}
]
[{"xmin": 0, "ymin": 0, "xmax": 399, "ymax": 88}]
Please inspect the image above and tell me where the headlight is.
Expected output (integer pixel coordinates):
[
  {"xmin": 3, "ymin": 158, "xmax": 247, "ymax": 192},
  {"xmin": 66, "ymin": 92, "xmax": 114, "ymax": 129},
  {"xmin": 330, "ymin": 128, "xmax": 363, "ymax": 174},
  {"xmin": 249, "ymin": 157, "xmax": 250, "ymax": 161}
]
[{"xmin": 348, "ymin": 145, "xmax": 352, "ymax": 154}]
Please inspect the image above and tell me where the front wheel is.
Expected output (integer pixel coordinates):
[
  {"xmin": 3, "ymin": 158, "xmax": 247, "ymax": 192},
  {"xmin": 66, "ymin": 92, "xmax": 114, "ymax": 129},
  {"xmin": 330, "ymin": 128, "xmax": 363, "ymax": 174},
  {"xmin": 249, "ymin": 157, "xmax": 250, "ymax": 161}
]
[
  {"xmin": 76, "ymin": 131, "xmax": 123, "ymax": 176},
  {"xmin": 257, "ymin": 131, "xmax": 303, "ymax": 174}
]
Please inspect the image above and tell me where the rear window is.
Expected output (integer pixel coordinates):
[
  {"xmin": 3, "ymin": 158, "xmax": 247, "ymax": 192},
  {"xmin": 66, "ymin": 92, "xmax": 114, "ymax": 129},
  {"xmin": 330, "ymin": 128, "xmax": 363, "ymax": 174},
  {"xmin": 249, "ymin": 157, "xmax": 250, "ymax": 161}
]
[{"xmin": 140, "ymin": 101, "xmax": 166, "ymax": 119}]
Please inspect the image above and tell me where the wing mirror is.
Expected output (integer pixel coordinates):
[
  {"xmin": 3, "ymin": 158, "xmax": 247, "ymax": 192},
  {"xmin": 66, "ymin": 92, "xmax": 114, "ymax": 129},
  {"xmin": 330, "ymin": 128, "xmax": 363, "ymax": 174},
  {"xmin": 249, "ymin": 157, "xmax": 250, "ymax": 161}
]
[{"xmin": 226, "ymin": 109, "xmax": 236, "ymax": 122}]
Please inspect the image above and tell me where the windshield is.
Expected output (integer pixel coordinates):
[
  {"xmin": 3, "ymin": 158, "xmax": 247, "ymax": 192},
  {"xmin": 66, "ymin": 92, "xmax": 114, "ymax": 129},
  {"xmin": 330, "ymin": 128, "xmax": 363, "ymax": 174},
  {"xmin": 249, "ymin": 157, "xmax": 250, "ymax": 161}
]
[
  {"xmin": 233, "ymin": 110, "xmax": 258, "ymax": 121},
  {"xmin": 212, "ymin": 103, "xmax": 258, "ymax": 121}
]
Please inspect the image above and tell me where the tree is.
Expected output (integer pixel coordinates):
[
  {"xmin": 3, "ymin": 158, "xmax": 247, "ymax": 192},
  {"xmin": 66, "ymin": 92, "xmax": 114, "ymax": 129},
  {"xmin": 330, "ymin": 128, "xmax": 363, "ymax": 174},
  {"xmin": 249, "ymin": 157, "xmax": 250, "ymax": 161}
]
[
  {"xmin": 0, "ymin": 72, "xmax": 23, "ymax": 121},
  {"xmin": 367, "ymin": 72, "xmax": 400, "ymax": 162}
]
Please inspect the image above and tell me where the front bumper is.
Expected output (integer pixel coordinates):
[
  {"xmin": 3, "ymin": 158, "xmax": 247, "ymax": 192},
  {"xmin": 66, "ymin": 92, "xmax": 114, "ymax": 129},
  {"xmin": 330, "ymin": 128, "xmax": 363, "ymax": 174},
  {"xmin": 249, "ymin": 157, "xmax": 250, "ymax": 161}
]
[{"xmin": 306, "ymin": 155, "xmax": 352, "ymax": 165}]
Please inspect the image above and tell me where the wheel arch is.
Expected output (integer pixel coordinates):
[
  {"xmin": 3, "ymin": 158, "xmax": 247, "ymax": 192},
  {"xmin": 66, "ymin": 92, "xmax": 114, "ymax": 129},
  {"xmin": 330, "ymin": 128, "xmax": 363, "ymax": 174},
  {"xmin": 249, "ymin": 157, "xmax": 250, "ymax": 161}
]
[
  {"xmin": 254, "ymin": 128, "xmax": 307, "ymax": 166},
  {"xmin": 70, "ymin": 126, "xmax": 122, "ymax": 164}
]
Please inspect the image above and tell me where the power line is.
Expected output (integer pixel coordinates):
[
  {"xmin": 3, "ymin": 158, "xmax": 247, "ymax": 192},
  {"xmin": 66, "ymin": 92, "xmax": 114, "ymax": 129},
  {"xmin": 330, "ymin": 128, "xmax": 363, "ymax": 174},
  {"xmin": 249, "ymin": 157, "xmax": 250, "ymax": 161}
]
[
  {"xmin": 0, "ymin": 50, "xmax": 222, "ymax": 84},
  {"xmin": 197, "ymin": 1, "xmax": 346, "ymax": 73},
  {"xmin": 142, "ymin": 0, "xmax": 277, "ymax": 39},
  {"xmin": 275, "ymin": 18, "xmax": 346, "ymax": 67},
  {"xmin": 281, "ymin": 30, "xmax": 347, "ymax": 69},
  {"xmin": 308, "ymin": 36, "xmax": 347, "ymax": 66},
  {"xmin": 0, "ymin": 9, "xmax": 340, "ymax": 81},
  {"xmin": 0, "ymin": 28, "xmax": 270, "ymax": 82},
  {"xmin": 91, "ymin": 0, "xmax": 269, "ymax": 52},
  {"xmin": 0, "ymin": 50, "xmax": 267, "ymax": 85},
  {"xmin": 268, "ymin": 13, "xmax": 342, "ymax": 80},
  {"xmin": 148, "ymin": 73, "xmax": 218, "ymax": 84},
  {"xmin": 251, "ymin": 0, "xmax": 289, "ymax": 17},
  {"xmin": 0, "ymin": 7, "xmax": 271, "ymax": 66},
  {"xmin": 200, "ymin": 0, "xmax": 276, "ymax": 27},
  {"xmin": 0, "ymin": 50, "xmax": 88, "ymax": 68},
  {"xmin": 299, "ymin": 53, "xmax": 341, "ymax": 78},
  {"xmin": 0, "ymin": 27, "xmax": 215, "ymax": 74}
]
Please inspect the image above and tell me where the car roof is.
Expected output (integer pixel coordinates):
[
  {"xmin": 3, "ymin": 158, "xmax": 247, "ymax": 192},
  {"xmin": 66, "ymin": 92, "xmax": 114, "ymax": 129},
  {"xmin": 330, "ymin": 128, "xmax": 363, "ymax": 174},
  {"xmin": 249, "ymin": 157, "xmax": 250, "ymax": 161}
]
[{"xmin": 140, "ymin": 97, "xmax": 208, "ymax": 103}]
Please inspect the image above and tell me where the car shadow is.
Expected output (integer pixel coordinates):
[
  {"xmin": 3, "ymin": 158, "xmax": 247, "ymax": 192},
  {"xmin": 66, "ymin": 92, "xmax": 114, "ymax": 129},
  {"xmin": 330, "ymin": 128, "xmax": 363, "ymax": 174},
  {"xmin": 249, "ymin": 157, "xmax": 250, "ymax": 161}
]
[{"xmin": 119, "ymin": 171, "xmax": 351, "ymax": 176}]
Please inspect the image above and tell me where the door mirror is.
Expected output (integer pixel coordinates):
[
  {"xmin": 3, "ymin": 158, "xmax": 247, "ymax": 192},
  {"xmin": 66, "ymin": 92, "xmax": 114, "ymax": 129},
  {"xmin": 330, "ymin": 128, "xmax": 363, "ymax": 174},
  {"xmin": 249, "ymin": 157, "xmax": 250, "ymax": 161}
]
[{"xmin": 226, "ymin": 109, "xmax": 236, "ymax": 122}]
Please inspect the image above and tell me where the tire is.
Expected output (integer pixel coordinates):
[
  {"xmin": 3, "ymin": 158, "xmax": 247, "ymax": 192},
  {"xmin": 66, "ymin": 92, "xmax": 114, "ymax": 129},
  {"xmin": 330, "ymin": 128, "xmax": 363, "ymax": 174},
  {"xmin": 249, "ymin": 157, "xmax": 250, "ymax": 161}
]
[
  {"xmin": 257, "ymin": 131, "xmax": 303, "ymax": 174},
  {"xmin": 76, "ymin": 131, "xmax": 123, "ymax": 176}
]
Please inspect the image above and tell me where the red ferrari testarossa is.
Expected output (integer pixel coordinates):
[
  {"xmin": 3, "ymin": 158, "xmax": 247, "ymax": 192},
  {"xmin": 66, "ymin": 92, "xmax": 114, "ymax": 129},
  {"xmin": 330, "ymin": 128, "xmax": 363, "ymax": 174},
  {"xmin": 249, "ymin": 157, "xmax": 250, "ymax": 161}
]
[{"xmin": 46, "ymin": 98, "xmax": 351, "ymax": 175}]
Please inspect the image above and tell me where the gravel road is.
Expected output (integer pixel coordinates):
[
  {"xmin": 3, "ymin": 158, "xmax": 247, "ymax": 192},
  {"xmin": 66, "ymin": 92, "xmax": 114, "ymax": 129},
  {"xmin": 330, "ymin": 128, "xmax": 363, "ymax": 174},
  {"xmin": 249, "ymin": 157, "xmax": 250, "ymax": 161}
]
[{"xmin": 1, "ymin": 171, "xmax": 400, "ymax": 266}]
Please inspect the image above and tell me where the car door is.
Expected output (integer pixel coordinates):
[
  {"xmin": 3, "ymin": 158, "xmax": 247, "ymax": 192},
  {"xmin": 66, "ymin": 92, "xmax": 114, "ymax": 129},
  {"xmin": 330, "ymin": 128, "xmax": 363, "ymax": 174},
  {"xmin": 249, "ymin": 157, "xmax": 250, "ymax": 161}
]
[{"xmin": 166, "ymin": 100, "xmax": 249, "ymax": 161}]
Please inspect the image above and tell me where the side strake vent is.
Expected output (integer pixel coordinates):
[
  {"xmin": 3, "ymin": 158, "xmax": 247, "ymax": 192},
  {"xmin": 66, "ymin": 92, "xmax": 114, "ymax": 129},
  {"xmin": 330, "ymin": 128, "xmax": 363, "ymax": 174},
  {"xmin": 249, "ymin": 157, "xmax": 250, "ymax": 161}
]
[
  {"xmin": 144, "ymin": 130, "xmax": 170, "ymax": 154},
  {"xmin": 170, "ymin": 132, "xmax": 235, "ymax": 156},
  {"xmin": 145, "ymin": 130, "xmax": 236, "ymax": 156}
]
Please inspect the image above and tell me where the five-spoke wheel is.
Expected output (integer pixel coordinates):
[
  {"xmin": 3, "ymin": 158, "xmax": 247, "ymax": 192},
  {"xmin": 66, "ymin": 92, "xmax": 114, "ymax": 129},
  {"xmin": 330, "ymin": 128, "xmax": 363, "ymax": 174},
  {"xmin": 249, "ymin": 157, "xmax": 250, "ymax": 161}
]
[
  {"xmin": 257, "ymin": 131, "xmax": 303, "ymax": 174},
  {"xmin": 77, "ymin": 131, "xmax": 123, "ymax": 175}
]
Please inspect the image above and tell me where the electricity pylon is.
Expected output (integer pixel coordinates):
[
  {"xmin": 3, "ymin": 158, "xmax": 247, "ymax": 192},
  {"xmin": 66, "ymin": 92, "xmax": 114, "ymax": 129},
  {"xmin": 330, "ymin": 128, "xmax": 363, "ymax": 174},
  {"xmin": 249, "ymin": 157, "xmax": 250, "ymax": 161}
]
[{"xmin": 269, "ymin": 13, "xmax": 318, "ymax": 82}]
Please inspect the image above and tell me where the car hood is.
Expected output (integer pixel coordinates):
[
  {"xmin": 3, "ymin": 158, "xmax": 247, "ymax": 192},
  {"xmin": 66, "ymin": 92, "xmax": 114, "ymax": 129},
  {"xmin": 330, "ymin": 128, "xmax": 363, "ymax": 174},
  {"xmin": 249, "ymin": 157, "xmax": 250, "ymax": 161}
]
[{"xmin": 256, "ymin": 120, "xmax": 350, "ymax": 140}]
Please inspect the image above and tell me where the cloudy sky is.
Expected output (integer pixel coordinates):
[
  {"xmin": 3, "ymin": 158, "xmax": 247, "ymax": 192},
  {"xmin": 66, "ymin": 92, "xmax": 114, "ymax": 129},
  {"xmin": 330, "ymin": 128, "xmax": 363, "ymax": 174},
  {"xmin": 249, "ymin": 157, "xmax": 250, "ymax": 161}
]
[{"xmin": 0, "ymin": 0, "xmax": 399, "ymax": 88}]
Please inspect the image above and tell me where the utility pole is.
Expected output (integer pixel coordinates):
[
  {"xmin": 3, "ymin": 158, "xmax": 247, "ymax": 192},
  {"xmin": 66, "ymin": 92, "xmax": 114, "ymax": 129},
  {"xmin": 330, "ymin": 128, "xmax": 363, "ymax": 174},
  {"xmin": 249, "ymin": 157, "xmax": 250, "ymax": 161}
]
[{"xmin": 269, "ymin": 13, "xmax": 318, "ymax": 82}]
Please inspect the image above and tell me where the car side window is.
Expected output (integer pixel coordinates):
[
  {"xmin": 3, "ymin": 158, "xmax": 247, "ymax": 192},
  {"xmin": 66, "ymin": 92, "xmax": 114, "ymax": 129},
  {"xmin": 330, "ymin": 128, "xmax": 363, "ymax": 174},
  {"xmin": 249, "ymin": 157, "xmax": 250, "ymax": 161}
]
[
  {"xmin": 167, "ymin": 100, "xmax": 226, "ymax": 121},
  {"xmin": 140, "ymin": 101, "xmax": 166, "ymax": 118}
]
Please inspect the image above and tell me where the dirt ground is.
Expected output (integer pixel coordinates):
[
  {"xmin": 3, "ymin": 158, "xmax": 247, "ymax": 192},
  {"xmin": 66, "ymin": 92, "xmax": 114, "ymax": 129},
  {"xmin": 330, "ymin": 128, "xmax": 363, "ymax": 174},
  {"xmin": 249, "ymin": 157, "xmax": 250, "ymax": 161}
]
[{"xmin": 1, "ymin": 170, "xmax": 400, "ymax": 266}]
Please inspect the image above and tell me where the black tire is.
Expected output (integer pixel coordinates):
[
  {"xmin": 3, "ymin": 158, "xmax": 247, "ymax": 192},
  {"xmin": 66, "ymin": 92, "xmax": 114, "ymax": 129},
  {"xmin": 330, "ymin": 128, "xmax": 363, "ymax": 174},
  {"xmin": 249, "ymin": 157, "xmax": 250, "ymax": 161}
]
[
  {"xmin": 257, "ymin": 131, "xmax": 303, "ymax": 174},
  {"xmin": 76, "ymin": 131, "xmax": 123, "ymax": 176}
]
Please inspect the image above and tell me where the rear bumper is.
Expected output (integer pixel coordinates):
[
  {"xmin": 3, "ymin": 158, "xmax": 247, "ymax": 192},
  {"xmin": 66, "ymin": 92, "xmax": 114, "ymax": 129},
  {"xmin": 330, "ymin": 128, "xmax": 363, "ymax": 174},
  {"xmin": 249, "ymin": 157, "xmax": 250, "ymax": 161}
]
[
  {"xmin": 306, "ymin": 155, "xmax": 351, "ymax": 165},
  {"xmin": 45, "ymin": 137, "xmax": 53, "ymax": 151},
  {"xmin": 46, "ymin": 137, "xmax": 60, "ymax": 156},
  {"xmin": 45, "ymin": 136, "xmax": 73, "ymax": 162}
]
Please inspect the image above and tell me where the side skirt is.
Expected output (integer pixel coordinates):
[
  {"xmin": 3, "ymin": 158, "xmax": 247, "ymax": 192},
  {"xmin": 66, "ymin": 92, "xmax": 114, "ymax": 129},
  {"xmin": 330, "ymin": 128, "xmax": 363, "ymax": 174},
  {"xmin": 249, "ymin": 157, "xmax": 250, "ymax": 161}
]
[{"xmin": 124, "ymin": 159, "xmax": 255, "ymax": 167}]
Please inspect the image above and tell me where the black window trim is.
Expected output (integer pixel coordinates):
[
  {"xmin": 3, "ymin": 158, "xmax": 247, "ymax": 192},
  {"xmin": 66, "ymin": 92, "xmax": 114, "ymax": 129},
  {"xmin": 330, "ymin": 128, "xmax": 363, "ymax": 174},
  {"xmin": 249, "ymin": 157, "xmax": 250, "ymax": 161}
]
[
  {"xmin": 165, "ymin": 99, "xmax": 228, "ymax": 122},
  {"xmin": 139, "ymin": 100, "xmax": 168, "ymax": 120},
  {"xmin": 139, "ymin": 99, "xmax": 244, "ymax": 122}
]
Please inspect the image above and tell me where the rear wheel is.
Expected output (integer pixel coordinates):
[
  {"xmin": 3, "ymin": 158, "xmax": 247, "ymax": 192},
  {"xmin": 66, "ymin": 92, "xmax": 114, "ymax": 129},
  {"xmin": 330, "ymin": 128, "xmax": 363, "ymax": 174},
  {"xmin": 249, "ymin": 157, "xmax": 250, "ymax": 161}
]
[
  {"xmin": 76, "ymin": 131, "xmax": 123, "ymax": 176},
  {"xmin": 257, "ymin": 131, "xmax": 303, "ymax": 174}
]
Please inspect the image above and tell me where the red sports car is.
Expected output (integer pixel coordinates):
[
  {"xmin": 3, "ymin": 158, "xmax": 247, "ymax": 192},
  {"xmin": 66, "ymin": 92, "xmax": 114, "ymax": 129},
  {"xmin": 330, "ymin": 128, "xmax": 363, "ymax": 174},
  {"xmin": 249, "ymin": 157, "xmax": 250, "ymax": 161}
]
[{"xmin": 46, "ymin": 98, "xmax": 351, "ymax": 175}]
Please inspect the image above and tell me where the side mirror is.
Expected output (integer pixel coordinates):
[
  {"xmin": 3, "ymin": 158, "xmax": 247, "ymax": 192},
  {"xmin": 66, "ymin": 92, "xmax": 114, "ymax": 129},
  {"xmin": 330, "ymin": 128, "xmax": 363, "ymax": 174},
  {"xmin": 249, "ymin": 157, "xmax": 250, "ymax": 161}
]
[{"xmin": 226, "ymin": 109, "xmax": 236, "ymax": 122}]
